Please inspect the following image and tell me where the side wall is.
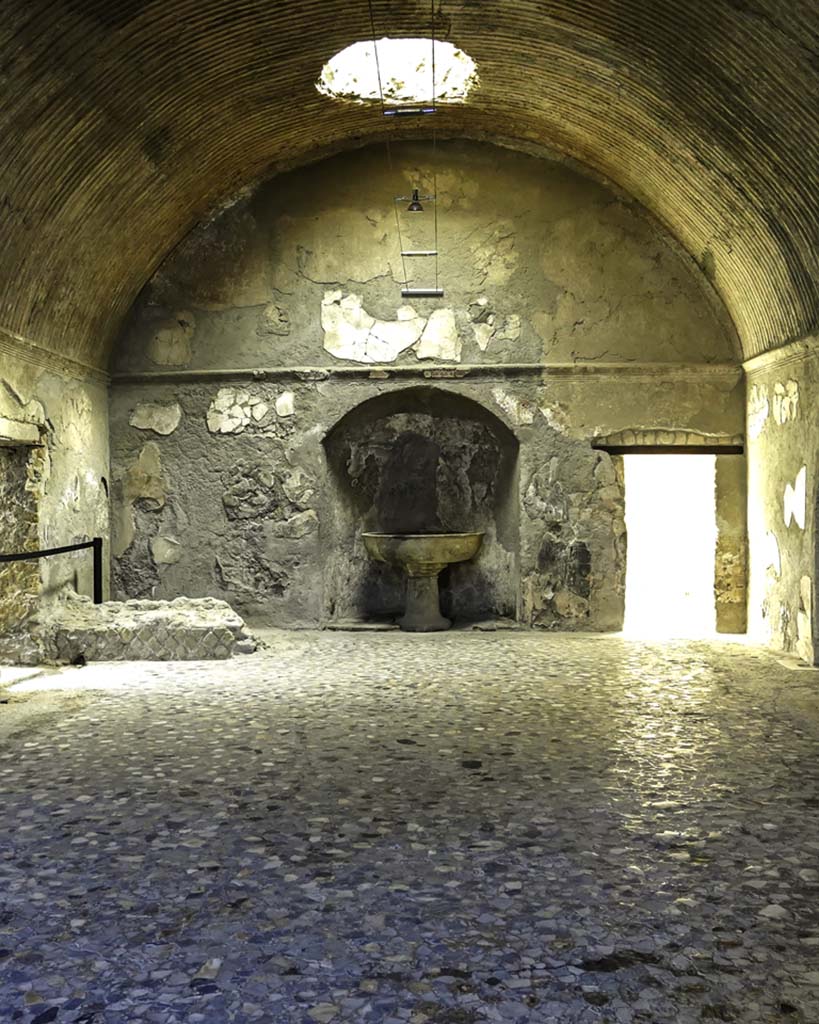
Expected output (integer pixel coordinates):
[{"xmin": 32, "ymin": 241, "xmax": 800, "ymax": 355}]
[
  {"xmin": 0, "ymin": 338, "xmax": 110, "ymax": 629},
  {"xmin": 746, "ymin": 341, "xmax": 818, "ymax": 661},
  {"xmin": 109, "ymin": 141, "xmax": 744, "ymax": 630},
  {"xmin": 715, "ymin": 454, "xmax": 748, "ymax": 634}
]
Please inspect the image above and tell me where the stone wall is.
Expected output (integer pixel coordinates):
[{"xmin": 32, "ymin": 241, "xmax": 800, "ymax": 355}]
[
  {"xmin": 745, "ymin": 341, "xmax": 819, "ymax": 660},
  {"xmin": 110, "ymin": 140, "xmax": 744, "ymax": 631},
  {"xmin": 0, "ymin": 342, "xmax": 111, "ymax": 624},
  {"xmin": 110, "ymin": 376, "xmax": 633, "ymax": 629},
  {"xmin": 0, "ymin": 446, "xmax": 40, "ymax": 629}
]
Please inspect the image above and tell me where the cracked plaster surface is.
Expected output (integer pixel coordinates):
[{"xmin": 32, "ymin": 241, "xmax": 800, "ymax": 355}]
[
  {"xmin": 206, "ymin": 388, "xmax": 296, "ymax": 434},
  {"xmin": 117, "ymin": 142, "xmax": 736, "ymax": 374},
  {"xmin": 322, "ymin": 291, "xmax": 463, "ymax": 364}
]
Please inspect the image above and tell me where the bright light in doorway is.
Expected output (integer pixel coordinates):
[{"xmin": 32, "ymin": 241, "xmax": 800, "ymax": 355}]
[
  {"xmin": 317, "ymin": 38, "xmax": 478, "ymax": 104},
  {"xmin": 623, "ymin": 454, "xmax": 717, "ymax": 637}
]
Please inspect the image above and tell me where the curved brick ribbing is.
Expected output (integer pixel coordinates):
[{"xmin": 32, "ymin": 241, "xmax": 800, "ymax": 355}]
[{"xmin": 1, "ymin": 0, "xmax": 818, "ymax": 368}]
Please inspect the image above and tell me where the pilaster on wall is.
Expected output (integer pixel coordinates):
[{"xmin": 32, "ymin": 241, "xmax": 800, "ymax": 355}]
[
  {"xmin": 744, "ymin": 334, "xmax": 819, "ymax": 662},
  {"xmin": 715, "ymin": 454, "xmax": 748, "ymax": 634}
]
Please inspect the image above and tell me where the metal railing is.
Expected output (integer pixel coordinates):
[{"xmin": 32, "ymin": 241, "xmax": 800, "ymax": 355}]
[{"xmin": 0, "ymin": 537, "xmax": 103, "ymax": 603}]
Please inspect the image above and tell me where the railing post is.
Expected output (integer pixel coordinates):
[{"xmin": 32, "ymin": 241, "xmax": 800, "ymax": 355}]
[{"xmin": 92, "ymin": 536, "xmax": 103, "ymax": 604}]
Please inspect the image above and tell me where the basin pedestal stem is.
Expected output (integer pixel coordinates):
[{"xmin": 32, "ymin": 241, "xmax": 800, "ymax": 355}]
[{"xmin": 400, "ymin": 563, "xmax": 450, "ymax": 632}]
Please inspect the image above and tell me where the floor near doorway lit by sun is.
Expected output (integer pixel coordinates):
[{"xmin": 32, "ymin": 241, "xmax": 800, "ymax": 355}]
[{"xmin": 1, "ymin": 632, "xmax": 818, "ymax": 1024}]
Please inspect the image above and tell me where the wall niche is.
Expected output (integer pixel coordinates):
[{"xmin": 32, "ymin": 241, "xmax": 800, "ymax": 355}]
[{"xmin": 323, "ymin": 387, "xmax": 519, "ymax": 625}]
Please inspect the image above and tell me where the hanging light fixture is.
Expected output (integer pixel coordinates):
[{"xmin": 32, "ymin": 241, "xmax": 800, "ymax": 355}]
[
  {"xmin": 407, "ymin": 188, "xmax": 424, "ymax": 212},
  {"xmin": 366, "ymin": 0, "xmax": 444, "ymax": 297}
]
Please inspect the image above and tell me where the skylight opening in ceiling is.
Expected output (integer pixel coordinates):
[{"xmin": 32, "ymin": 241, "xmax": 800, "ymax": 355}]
[{"xmin": 317, "ymin": 38, "xmax": 478, "ymax": 104}]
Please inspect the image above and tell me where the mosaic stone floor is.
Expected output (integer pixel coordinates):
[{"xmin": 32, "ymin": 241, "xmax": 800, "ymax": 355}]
[{"xmin": 1, "ymin": 631, "xmax": 819, "ymax": 1024}]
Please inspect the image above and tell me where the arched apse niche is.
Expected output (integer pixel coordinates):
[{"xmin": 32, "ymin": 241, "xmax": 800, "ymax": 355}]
[
  {"xmin": 322, "ymin": 387, "xmax": 520, "ymax": 626},
  {"xmin": 108, "ymin": 138, "xmax": 741, "ymax": 632}
]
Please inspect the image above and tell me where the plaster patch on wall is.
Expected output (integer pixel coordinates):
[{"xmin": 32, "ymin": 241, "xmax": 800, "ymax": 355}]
[
  {"xmin": 474, "ymin": 322, "xmax": 494, "ymax": 351},
  {"xmin": 147, "ymin": 312, "xmax": 195, "ymax": 367},
  {"xmin": 784, "ymin": 465, "xmax": 807, "ymax": 530},
  {"xmin": 130, "ymin": 401, "xmax": 182, "ymax": 436},
  {"xmin": 470, "ymin": 297, "xmax": 495, "ymax": 351},
  {"xmin": 152, "ymin": 535, "xmax": 182, "ymax": 565},
  {"xmin": 321, "ymin": 291, "xmax": 426, "ymax": 363},
  {"xmin": 747, "ymin": 384, "xmax": 770, "ymax": 439},
  {"xmin": 267, "ymin": 508, "xmax": 318, "ymax": 539},
  {"xmin": 772, "ymin": 379, "xmax": 799, "ymax": 425},
  {"xmin": 275, "ymin": 392, "xmax": 295, "ymax": 417},
  {"xmin": 764, "ymin": 530, "xmax": 781, "ymax": 577},
  {"xmin": 797, "ymin": 574, "xmax": 813, "ymax": 664},
  {"xmin": 497, "ymin": 314, "xmax": 521, "ymax": 344},
  {"xmin": 492, "ymin": 386, "xmax": 534, "ymax": 426},
  {"xmin": 539, "ymin": 404, "xmax": 570, "ymax": 434},
  {"xmin": 415, "ymin": 309, "xmax": 461, "ymax": 362},
  {"xmin": 207, "ymin": 388, "xmax": 269, "ymax": 434},
  {"xmin": 258, "ymin": 302, "xmax": 291, "ymax": 336},
  {"xmin": 114, "ymin": 443, "xmax": 167, "ymax": 558}
]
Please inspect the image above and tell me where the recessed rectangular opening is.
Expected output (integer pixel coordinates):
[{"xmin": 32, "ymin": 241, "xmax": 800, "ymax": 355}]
[{"xmin": 623, "ymin": 453, "xmax": 717, "ymax": 636}]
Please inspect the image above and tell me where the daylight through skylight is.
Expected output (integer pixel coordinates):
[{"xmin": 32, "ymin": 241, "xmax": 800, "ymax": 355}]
[{"xmin": 317, "ymin": 38, "xmax": 478, "ymax": 104}]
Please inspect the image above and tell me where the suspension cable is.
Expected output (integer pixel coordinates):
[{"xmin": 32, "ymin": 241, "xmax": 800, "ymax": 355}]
[
  {"xmin": 366, "ymin": 0, "xmax": 385, "ymax": 117},
  {"xmin": 431, "ymin": 0, "xmax": 439, "ymax": 291}
]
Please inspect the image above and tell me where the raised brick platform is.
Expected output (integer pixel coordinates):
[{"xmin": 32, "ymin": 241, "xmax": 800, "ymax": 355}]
[{"xmin": 0, "ymin": 595, "xmax": 257, "ymax": 665}]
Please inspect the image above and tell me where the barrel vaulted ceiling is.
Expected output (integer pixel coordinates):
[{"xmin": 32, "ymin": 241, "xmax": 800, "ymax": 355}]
[{"xmin": 1, "ymin": 0, "xmax": 819, "ymax": 370}]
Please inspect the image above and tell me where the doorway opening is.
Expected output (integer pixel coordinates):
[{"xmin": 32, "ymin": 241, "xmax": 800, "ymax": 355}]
[{"xmin": 623, "ymin": 453, "xmax": 717, "ymax": 637}]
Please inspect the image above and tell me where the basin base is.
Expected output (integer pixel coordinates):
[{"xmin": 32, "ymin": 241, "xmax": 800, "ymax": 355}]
[
  {"xmin": 361, "ymin": 532, "xmax": 484, "ymax": 634},
  {"xmin": 399, "ymin": 568, "xmax": 450, "ymax": 633}
]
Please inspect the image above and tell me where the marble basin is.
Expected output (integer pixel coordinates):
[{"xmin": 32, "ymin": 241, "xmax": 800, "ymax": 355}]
[{"xmin": 362, "ymin": 532, "xmax": 484, "ymax": 632}]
